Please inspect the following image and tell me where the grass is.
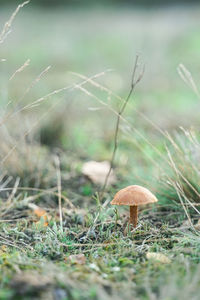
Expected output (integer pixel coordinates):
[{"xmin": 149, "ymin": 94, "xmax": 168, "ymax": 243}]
[
  {"xmin": 1, "ymin": 2, "xmax": 200, "ymax": 299},
  {"xmin": 0, "ymin": 204, "xmax": 200, "ymax": 299}
]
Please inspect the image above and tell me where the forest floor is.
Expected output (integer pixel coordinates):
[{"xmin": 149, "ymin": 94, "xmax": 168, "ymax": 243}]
[{"xmin": 0, "ymin": 156, "xmax": 200, "ymax": 300}]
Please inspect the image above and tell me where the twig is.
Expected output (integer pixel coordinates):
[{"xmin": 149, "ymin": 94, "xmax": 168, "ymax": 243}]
[
  {"xmin": 85, "ymin": 56, "xmax": 144, "ymax": 239},
  {"xmin": 100, "ymin": 55, "xmax": 144, "ymax": 201},
  {"xmin": 9, "ymin": 59, "xmax": 30, "ymax": 81},
  {"xmin": 54, "ymin": 155, "xmax": 63, "ymax": 232}
]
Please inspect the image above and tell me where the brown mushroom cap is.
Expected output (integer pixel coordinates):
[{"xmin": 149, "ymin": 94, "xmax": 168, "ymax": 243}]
[{"xmin": 111, "ymin": 185, "xmax": 158, "ymax": 206}]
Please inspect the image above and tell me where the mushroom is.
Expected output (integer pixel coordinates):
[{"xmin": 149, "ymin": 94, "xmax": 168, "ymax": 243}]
[{"xmin": 111, "ymin": 185, "xmax": 158, "ymax": 228}]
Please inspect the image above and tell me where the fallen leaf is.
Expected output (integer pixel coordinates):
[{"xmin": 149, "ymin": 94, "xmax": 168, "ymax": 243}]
[
  {"xmin": 34, "ymin": 207, "xmax": 47, "ymax": 217},
  {"xmin": 67, "ymin": 254, "xmax": 86, "ymax": 265},
  {"xmin": 34, "ymin": 208, "xmax": 49, "ymax": 226},
  {"xmin": 146, "ymin": 252, "xmax": 171, "ymax": 264},
  {"xmin": 28, "ymin": 204, "xmax": 49, "ymax": 226},
  {"xmin": 82, "ymin": 161, "xmax": 116, "ymax": 185}
]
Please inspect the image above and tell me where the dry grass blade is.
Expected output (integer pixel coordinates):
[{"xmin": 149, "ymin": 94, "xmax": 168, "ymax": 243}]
[
  {"xmin": 0, "ymin": 187, "xmax": 74, "ymax": 210},
  {"xmin": 164, "ymin": 134, "xmax": 200, "ymax": 199},
  {"xmin": 100, "ymin": 55, "xmax": 144, "ymax": 200},
  {"xmin": 6, "ymin": 176, "xmax": 20, "ymax": 204},
  {"xmin": 54, "ymin": 155, "xmax": 63, "ymax": 232},
  {"xmin": 177, "ymin": 64, "xmax": 200, "ymax": 99},
  {"xmin": 72, "ymin": 70, "xmax": 169, "ymax": 171},
  {"xmin": 0, "ymin": 65, "xmax": 51, "ymax": 127},
  {"xmin": 21, "ymin": 65, "xmax": 51, "ymax": 101},
  {"xmin": 0, "ymin": 1, "xmax": 30, "ymax": 44},
  {"xmin": 0, "ymin": 72, "xmax": 108, "ymax": 165},
  {"xmin": 70, "ymin": 69, "xmax": 122, "ymax": 102},
  {"xmin": 84, "ymin": 56, "xmax": 145, "ymax": 239},
  {"xmin": 165, "ymin": 145, "xmax": 199, "ymax": 226},
  {"xmin": 9, "ymin": 59, "xmax": 30, "ymax": 81},
  {"xmin": 26, "ymin": 70, "xmax": 111, "ymax": 110},
  {"xmin": 172, "ymin": 181, "xmax": 193, "ymax": 228}
]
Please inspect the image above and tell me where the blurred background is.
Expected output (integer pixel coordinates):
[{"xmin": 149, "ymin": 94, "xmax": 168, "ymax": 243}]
[
  {"xmin": 1, "ymin": 0, "xmax": 200, "ymax": 186},
  {"xmin": 1, "ymin": 0, "xmax": 200, "ymax": 6}
]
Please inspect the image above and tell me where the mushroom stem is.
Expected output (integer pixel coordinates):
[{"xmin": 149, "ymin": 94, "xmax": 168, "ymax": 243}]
[{"xmin": 130, "ymin": 206, "xmax": 138, "ymax": 228}]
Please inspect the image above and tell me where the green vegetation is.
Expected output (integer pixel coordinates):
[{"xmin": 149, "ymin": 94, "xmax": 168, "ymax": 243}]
[{"xmin": 0, "ymin": 2, "xmax": 200, "ymax": 299}]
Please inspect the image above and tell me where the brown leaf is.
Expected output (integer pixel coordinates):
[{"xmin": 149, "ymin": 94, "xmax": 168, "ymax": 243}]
[
  {"xmin": 66, "ymin": 254, "xmax": 86, "ymax": 265},
  {"xmin": 34, "ymin": 208, "xmax": 49, "ymax": 226},
  {"xmin": 28, "ymin": 204, "xmax": 49, "ymax": 227},
  {"xmin": 34, "ymin": 207, "xmax": 47, "ymax": 218}
]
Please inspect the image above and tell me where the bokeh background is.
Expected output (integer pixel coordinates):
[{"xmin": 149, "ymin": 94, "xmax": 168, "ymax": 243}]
[{"xmin": 1, "ymin": 0, "xmax": 200, "ymax": 186}]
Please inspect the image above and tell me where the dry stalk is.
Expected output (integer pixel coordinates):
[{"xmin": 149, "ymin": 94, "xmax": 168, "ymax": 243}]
[
  {"xmin": 54, "ymin": 155, "xmax": 63, "ymax": 232},
  {"xmin": 165, "ymin": 145, "xmax": 196, "ymax": 229},
  {"xmin": 100, "ymin": 55, "xmax": 144, "ymax": 202},
  {"xmin": 85, "ymin": 56, "xmax": 144, "ymax": 239},
  {"xmin": 9, "ymin": 59, "xmax": 30, "ymax": 81},
  {"xmin": 177, "ymin": 64, "xmax": 200, "ymax": 99},
  {"xmin": 0, "ymin": 1, "xmax": 29, "ymax": 45},
  {"xmin": 0, "ymin": 186, "xmax": 74, "ymax": 211}
]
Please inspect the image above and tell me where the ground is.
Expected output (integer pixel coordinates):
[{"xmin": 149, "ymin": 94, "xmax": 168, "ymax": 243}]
[{"xmin": 0, "ymin": 3, "xmax": 200, "ymax": 300}]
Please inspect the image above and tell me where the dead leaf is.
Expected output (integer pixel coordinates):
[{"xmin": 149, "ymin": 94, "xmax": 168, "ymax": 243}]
[
  {"xmin": 33, "ymin": 207, "xmax": 46, "ymax": 218},
  {"xmin": 34, "ymin": 208, "xmax": 49, "ymax": 226},
  {"xmin": 82, "ymin": 161, "xmax": 116, "ymax": 185},
  {"xmin": 66, "ymin": 254, "xmax": 86, "ymax": 265},
  {"xmin": 146, "ymin": 252, "xmax": 171, "ymax": 264},
  {"xmin": 28, "ymin": 204, "xmax": 49, "ymax": 226}
]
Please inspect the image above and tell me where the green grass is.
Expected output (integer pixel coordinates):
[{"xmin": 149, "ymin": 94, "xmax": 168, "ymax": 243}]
[{"xmin": 1, "ymin": 204, "xmax": 200, "ymax": 299}]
